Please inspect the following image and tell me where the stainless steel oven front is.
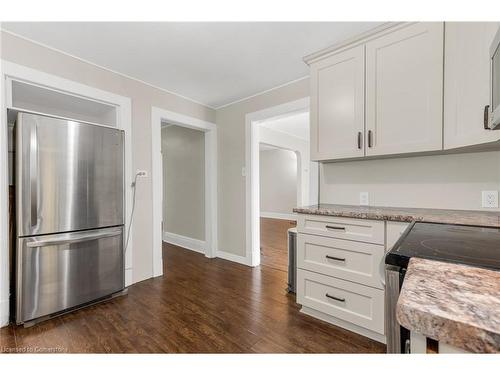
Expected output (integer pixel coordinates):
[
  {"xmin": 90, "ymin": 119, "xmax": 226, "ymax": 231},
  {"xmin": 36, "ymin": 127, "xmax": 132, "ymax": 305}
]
[{"xmin": 384, "ymin": 265, "xmax": 410, "ymax": 353}]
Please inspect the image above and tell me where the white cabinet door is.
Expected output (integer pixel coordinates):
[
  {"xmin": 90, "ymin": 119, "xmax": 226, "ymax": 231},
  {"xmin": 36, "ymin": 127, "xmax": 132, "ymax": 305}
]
[
  {"xmin": 365, "ymin": 23, "xmax": 444, "ymax": 156},
  {"xmin": 444, "ymin": 22, "xmax": 500, "ymax": 149},
  {"xmin": 310, "ymin": 45, "xmax": 365, "ymax": 161}
]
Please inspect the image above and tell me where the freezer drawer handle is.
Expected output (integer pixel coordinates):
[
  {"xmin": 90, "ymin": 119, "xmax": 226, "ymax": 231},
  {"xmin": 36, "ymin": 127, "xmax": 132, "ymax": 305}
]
[
  {"xmin": 325, "ymin": 255, "xmax": 346, "ymax": 262},
  {"xmin": 325, "ymin": 293, "xmax": 345, "ymax": 303},
  {"xmin": 325, "ymin": 225, "xmax": 345, "ymax": 231},
  {"xmin": 26, "ymin": 228, "xmax": 122, "ymax": 248}
]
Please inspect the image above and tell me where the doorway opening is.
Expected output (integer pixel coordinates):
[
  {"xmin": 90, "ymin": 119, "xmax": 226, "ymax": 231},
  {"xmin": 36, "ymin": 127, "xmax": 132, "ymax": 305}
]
[
  {"xmin": 245, "ymin": 97, "xmax": 317, "ymax": 267},
  {"xmin": 259, "ymin": 144, "xmax": 298, "ymax": 272},
  {"xmin": 151, "ymin": 107, "xmax": 217, "ymax": 278},
  {"xmin": 161, "ymin": 124, "xmax": 206, "ymax": 255}
]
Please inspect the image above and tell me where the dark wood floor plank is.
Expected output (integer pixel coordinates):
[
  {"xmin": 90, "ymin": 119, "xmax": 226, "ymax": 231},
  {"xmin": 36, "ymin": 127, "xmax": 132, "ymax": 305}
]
[
  {"xmin": 260, "ymin": 217, "xmax": 296, "ymax": 272},
  {"xmin": 0, "ymin": 325, "xmax": 16, "ymax": 353},
  {"xmin": 2, "ymin": 242, "xmax": 386, "ymax": 353}
]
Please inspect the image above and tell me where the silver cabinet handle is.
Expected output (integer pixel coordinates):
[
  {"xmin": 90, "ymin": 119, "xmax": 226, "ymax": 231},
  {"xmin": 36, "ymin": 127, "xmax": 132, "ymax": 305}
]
[
  {"xmin": 30, "ymin": 121, "xmax": 38, "ymax": 227},
  {"xmin": 325, "ymin": 225, "xmax": 345, "ymax": 231},
  {"xmin": 325, "ymin": 293, "xmax": 345, "ymax": 302},
  {"xmin": 325, "ymin": 255, "xmax": 345, "ymax": 262},
  {"xmin": 27, "ymin": 228, "xmax": 122, "ymax": 247}
]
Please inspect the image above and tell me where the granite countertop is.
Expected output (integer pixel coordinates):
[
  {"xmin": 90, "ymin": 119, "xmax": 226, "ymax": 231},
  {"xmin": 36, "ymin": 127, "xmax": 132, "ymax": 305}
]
[
  {"xmin": 293, "ymin": 204, "xmax": 500, "ymax": 227},
  {"xmin": 396, "ymin": 258, "xmax": 500, "ymax": 353}
]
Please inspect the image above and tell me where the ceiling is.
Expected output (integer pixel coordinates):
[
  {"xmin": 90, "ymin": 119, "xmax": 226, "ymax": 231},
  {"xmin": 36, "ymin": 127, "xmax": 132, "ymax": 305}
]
[
  {"xmin": 1, "ymin": 22, "xmax": 381, "ymax": 108},
  {"xmin": 260, "ymin": 111, "xmax": 309, "ymax": 140}
]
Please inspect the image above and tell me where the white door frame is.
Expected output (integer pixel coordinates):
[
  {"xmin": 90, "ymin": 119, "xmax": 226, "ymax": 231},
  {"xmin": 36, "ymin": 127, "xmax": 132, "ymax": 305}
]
[
  {"xmin": 151, "ymin": 107, "xmax": 217, "ymax": 277},
  {"xmin": 244, "ymin": 97, "xmax": 309, "ymax": 267},
  {"xmin": 0, "ymin": 60, "xmax": 132, "ymax": 327}
]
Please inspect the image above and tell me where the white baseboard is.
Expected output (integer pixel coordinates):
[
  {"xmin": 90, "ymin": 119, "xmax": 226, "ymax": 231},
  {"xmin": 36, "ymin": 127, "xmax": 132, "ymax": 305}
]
[
  {"xmin": 300, "ymin": 306, "xmax": 386, "ymax": 344},
  {"xmin": 216, "ymin": 250, "xmax": 251, "ymax": 266},
  {"xmin": 260, "ymin": 211, "xmax": 297, "ymax": 221},
  {"xmin": 163, "ymin": 231, "xmax": 206, "ymax": 254},
  {"xmin": 0, "ymin": 298, "xmax": 9, "ymax": 328}
]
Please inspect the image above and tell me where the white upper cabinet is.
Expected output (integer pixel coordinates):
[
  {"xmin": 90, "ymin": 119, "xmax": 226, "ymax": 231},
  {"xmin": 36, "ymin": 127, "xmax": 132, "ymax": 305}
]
[
  {"xmin": 444, "ymin": 22, "xmax": 500, "ymax": 149},
  {"xmin": 310, "ymin": 45, "xmax": 365, "ymax": 161},
  {"xmin": 307, "ymin": 22, "xmax": 500, "ymax": 162},
  {"xmin": 365, "ymin": 23, "xmax": 444, "ymax": 156}
]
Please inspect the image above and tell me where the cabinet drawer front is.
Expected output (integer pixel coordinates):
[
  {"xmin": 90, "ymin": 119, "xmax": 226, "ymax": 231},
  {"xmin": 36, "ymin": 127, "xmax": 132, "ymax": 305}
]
[
  {"xmin": 297, "ymin": 215, "xmax": 384, "ymax": 244},
  {"xmin": 297, "ymin": 269, "xmax": 384, "ymax": 334},
  {"xmin": 298, "ymin": 234, "xmax": 385, "ymax": 289}
]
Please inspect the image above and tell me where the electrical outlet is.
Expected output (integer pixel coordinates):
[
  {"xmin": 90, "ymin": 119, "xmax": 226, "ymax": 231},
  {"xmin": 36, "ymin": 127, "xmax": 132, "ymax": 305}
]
[
  {"xmin": 136, "ymin": 170, "xmax": 148, "ymax": 177},
  {"xmin": 482, "ymin": 190, "xmax": 498, "ymax": 208},
  {"xmin": 360, "ymin": 192, "xmax": 369, "ymax": 206}
]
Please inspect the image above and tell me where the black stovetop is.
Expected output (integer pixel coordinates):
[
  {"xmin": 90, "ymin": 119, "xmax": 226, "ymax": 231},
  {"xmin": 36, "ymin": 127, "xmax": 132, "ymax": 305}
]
[{"xmin": 385, "ymin": 221, "xmax": 500, "ymax": 270}]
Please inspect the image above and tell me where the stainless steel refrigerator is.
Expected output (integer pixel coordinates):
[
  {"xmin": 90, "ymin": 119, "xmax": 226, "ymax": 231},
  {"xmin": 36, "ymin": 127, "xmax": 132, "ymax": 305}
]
[{"xmin": 14, "ymin": 112, "xmax": 125, "ymax": 325}]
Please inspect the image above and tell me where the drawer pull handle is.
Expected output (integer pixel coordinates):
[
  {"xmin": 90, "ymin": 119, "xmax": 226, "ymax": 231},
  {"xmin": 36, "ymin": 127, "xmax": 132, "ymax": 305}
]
[
  {"xmin": 325, "ymin": 225, "xmax": 345, "ymax": 231},
  {"xmin": 325, "ymin": 255, "xmax": 345, "ymax": 262},
  {"xmin": 325, "ymin": 293, "xmax": 345, "ymax": 302}
]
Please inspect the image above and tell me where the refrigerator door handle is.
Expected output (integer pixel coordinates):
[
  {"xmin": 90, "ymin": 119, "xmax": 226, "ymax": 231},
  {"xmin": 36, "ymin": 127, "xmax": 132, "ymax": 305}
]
[
  {"xmin": 29, "ymin": 121, "xmax": 38, "ymax": 228},
  {"xmin": 26, "ymin": 227, "xmax": 123, "ymax": 248}
]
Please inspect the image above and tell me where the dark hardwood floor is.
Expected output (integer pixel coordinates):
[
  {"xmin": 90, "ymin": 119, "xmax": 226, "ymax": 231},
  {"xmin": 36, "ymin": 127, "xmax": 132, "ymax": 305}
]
[
  {"xmin": 260, "ymin": 217, "xmax": 296, "ymax": 272},
  {"xmin": 0, "ymin": 243, "xmax": 386, "ymax": 353}
]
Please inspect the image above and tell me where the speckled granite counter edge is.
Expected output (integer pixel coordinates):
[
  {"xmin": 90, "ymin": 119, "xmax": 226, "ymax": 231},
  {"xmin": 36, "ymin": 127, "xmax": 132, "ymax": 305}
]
[
  {"xmin": 293, "ymin": 207, "xmax": 420, "ymax": 223},
  {"xmin": 293, "ymin": 205, "xmax": 500, "ymax": 227},
  {"xmin": 396, "ymin": 258, "xmax": 500, "ymax": 353}
]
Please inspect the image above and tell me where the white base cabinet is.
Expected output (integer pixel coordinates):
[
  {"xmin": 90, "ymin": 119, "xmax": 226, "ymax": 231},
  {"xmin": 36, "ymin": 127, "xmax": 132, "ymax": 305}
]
[
  {"xmin": 296, "ymin": 215, "xmax": 388, "ymax": 343},
  {"xmin": 410, "ymin": 331, "xmax": 470, "ymax": 353},
  {"xmin": 297, "ymin": 269, "xmax": 385, "ymax": 335}
]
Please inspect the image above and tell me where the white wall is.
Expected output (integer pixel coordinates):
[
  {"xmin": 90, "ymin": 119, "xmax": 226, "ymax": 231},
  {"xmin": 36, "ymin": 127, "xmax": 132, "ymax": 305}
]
[
  {"xmin": 216, "ymin": 79, "xmax": 309, "ymax": 257},
  {"xmin": 162, "ymin": 125, "xmax": 205, "ymax": 241},
  {"xmin": 320, "ymin": 151, "xmax": 500, "ymax": 210},
  {"xmin": 260, "ymin": 148, "xmax": 297, "ymax": 215},
  {"xmin": 216, "ymin": 75, "xmax": 500, "ymax": 259},
  {"xmin": 258, "ymin": 124, "xmax": 311, "ymax": 207},
  {"xmin": 0, "ymin": 31, "xmax": 215, "ymax": 285}
]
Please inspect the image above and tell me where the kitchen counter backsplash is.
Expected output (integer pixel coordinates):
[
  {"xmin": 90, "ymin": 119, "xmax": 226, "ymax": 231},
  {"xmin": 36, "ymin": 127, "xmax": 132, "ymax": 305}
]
[{"xmin": 293, "ymin": 204, "xmax": 500, "ymax": 227}]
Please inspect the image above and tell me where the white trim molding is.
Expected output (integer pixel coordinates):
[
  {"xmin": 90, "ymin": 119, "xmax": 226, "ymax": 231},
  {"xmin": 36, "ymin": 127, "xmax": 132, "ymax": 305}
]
[
  {"xmin": 0, "ymin": 299, "xmax": 8, "ymax": 328},
  {"xmin": 216, "ymin": 250, "xmax": 251, "ymax": 266},
  {"xmin": 0, "ymin": 29, "xmax": 216, "ymax": 110},
  {"xmin": 163, "ymin": 232, "xmax": 205, "ymax": 254},
  {"xmin": 151, "ymin": 107, "xmax": 218, "ymax": 278},
  {"xmin": 245, "ymin": 97, "xmax": 310, "ymax": 268},
  {"xmin": 0, "ymin": 60, "xmax": 133, "ymax": 327},
  {"xmin": 260, "ymin": 212, "xmax": 298, "ymax": 221}
]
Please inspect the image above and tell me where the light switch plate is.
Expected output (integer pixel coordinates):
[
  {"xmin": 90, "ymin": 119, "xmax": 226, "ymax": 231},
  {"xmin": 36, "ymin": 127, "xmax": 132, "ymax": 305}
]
[
  {"xmin": 360, "ymin": 192, "xmax": 369, "ymax": 206},
  {"xmin": 482, "ymin": 190, "xmax": 498, "ymax": 208}
]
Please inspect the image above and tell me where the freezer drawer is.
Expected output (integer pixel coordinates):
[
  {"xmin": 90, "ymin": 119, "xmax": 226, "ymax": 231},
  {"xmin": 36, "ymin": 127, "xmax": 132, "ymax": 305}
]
[
  {"xmin": 16, "ymin": 112, "xmax": 124, "ymax": 236},
  {"xmin": 16, "ymin": 226, "xmax": 124, "ymax": 324}
]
